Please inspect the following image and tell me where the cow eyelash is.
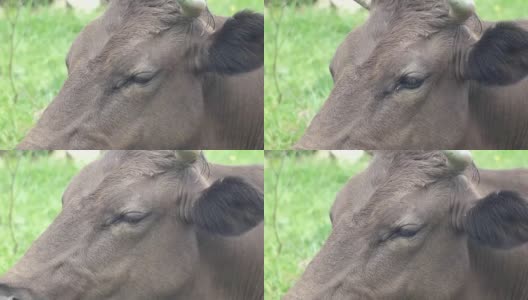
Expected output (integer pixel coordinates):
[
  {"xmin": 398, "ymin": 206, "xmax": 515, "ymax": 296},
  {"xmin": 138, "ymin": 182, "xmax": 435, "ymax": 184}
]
[
  {"xmin": 396, "ymin": 74, "xmax": 428, "ymax": 91},
  {"xmin": 109, "ymin": 211, "xmax": 150, "ymax": 226},
  {"xmin": 391, "ymin": 226, "xmax": 420, "ymax": 238},
  {"xmin": 382, "ymin": 224, "xmax": 423, "ymax": 242},
  {"xmin": 130, "ymin": 72, "xmax": 157, "ymax": 84},
  {"xmin": 113, "ymin": 72, "xmax": 157, "ymax": 90}
]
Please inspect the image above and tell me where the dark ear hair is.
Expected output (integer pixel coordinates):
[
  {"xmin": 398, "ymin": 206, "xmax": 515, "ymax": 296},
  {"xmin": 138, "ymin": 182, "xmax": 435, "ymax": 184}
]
[
  {"xmin": 191, "ymin": 176, "xmax": 263, "ymax": 236},
  {"xmin": 464, "ymin": 22, "xmax": 528, "ymax": 86},
  {"xmin": 197, "ymin": 11, "xmax": 263, "ymax": 75},
  {"xmin": 464, "ymin": 191, "xmax": 528, "ymax": 249}
]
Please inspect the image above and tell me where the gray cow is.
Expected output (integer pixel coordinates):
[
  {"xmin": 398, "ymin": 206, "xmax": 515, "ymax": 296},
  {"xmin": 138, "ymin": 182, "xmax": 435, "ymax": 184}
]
[
  {"xmin": 296, "ymin": 0, "xmax": 528, "ymax": 150},
  {"xmin": 285, "ymin": 151, "xmax": 528, "ymax": 299},
  {"xmin": 17, "ymin": 0, "xmax": 264, "ymax": 150},
  {"xmin": 0, "ymin": 151, "xmax": 264, "ymax": 300}
]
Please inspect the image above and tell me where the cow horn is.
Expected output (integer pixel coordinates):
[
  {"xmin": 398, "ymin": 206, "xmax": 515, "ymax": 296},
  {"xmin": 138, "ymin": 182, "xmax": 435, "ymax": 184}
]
[
  {"xmin": 354, "ymin": 0, "xmax": 371, "ymax": 10},
  {"xmin": 177, "ymin": 0, "xmax": 207, "ymax": 17},
  {"xmin": 443, "ymin": 150, "xmax": 473, "ymax": 171},
  {"xmin": 448, "ymin": 0, "xmax": 475, "ymax": 23},
  {"xmin": 175, "ymin": 150, "xmax": 202, "ymax": 163}
]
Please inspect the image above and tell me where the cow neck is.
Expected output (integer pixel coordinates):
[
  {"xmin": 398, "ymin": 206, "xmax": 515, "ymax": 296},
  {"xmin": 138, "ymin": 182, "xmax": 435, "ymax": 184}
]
[
  {"xmin": 201, "ymin": 71, "xmax": 263, "ymax": 149},
  {"xmin": 467, "ymin": 80, "xmax": 528, "ymax": 149},
  {"xmin": 465, "ymin": 241, "xmax": 528, "ymax": 299},
  {"xmin": 194, "ymin": 226, "xmax": 263, "ymax": 300}
]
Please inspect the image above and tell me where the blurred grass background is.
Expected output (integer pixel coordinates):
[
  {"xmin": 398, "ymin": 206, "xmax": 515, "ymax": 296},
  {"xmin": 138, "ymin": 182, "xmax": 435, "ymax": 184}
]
[
  {"xmin": 264, "ymin": 150, "xmax": 528, "ymax": 299},
  {"xmin": 264, "ymin": 1, "xmax": 528, "ymax": 149},
  {"xmin": 0, "ymin": 0, "xmax": 263, "ymax": 149},
  {"xmin": 0, "ymin": 150, "xmax": 263, "ymax": 273}
]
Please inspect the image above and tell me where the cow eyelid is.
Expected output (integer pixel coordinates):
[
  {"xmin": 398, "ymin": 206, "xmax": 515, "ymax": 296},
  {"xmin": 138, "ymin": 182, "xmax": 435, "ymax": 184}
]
[
  {"xmin": 395, "ymin": 227, "xmax": 418, "ymax": 238},
  {"xmin": 109, "ymin": 211, "xmax": 149, "ymax": 226},
  {"xmin": 113, "ymin": 72, "xmax": 158, "ymax": 90},
  {"xmin": 396, "ymin": 225, "xmax": 421, "ymax": 237},
  {"xmin": 130, "ymin": 72, "xmax": 157, "ymax": 84},
  {"xmin": 383, "ymin": 224, "xmax": 423, "ymax": 241},
  {"xmin": 396, "ymin": 74, "xmax": 428, "ymax": 91}
]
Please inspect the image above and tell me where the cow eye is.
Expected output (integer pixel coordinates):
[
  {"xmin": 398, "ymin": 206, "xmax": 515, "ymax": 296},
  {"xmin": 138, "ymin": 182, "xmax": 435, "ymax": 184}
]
[
  {"xmin": 113, "ymin": 72, "xmax": 157, "ymax": 90},
  {"xmin": 113, "ymin": 211, "xmax": 149, "ymax": 225},
  {"xmin": 391, "ymin": 225, "xmax": 422, "ymax": 239},
  {"xmin": 397, "ymin": 74, "xmax": 425, "ymax": 90},
  {"xmin": 396, "ymin": 227, "xmax": 419, "ymax": 238},
  {"xmin": 131, "ymin": 72, "xmax": 156, "ymax": 85}
]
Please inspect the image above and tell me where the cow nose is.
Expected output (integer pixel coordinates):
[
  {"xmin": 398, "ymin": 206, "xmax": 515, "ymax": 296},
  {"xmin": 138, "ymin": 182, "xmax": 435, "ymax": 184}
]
[{"xmin": 0, "ymin": 284, "xmax": 40, "ymax": 300}]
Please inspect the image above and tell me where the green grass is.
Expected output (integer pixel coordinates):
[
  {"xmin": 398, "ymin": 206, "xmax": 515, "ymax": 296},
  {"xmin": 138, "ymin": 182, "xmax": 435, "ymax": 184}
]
[
  {"xmin": 0, "ymin": 152, "xmax": 82, "ymax": 273},
  {"xmin": 264, "ymin": 150, "xmax": 528, "ymax": 299},
  {"xmin": 264, "ymin": 1, "xmax": 528, "ymax": 149},
  {"xmin": 0, "ymin": 150, "xmax": 263, "ymax": 274},
  {"xmin": 0, "ymin": 7, "xmax": 97, "ymax": 148},
  {"xmin": 0, "ymin": 0, "xmax": 263, "ymax": 149}
]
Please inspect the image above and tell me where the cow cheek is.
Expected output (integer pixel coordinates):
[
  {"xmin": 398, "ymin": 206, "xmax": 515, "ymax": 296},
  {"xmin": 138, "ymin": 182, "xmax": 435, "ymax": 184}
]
[
  {"xmin": 154, "ymin": 78, "xmax": 205, "ymax": 143},
  {"xmin": 373, "ymin": 230, "xmax": 469, "ymax": 298},
  {"xmin": 415, "ymin": 232, "xmax": 470, "ymax": 297},
  {"xmin": 132, "ymin": 221, "xmax": 200, "ymax": 296}
]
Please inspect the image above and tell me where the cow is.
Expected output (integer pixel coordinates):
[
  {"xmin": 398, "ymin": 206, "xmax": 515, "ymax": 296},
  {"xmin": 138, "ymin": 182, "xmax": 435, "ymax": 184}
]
[
  {"xmin": 295, "ymin": 0, "xmax": 528, "ymax": 150},
  {"xmin": 0, "ymin": 150, "xmax": 264, "ymax": 300},
  {"xmin": 17, "ymin": 0, "xmax": 264, "ymax": 150},
  {"xmin": 284, "ymin": 151, "xmax": 528, "ymax": 299}
]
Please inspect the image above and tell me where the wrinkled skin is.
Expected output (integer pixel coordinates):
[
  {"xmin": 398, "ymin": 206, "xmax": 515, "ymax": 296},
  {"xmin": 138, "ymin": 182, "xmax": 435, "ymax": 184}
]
[
  {"xmin": 0, "ymin": 151, "xmax": 264, "ymax": 300},
  {"xmin": 296, "ymin": 0, "xmax": 528, "ymax": 149},
  {"xmin": 285, "ymin": 151, "xmax": 528, "ymax": 299},
  {"xmin": 18, "ymin": 0, "xmax": 264, "ymax": 150}
]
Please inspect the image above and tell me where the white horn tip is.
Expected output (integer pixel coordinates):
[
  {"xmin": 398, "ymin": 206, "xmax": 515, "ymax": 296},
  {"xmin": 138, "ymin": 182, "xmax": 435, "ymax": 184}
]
[
  {"xmin": 448, "ymin": 0, "xmax": 475, "ymax": 22},
  {"xmin": 443, "ymin": 150, "xmax": 473, "ymax": 170},
  {"xmin": 179, "ymin": 0, "xmax": 207, "ymax": 17}
]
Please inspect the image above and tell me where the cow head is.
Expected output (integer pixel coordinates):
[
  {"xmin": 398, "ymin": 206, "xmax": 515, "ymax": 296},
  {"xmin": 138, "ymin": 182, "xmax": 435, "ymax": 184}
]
[
  {"xmin": 285, "ymin": 151, "xmax": 528, "ymax": 299},
  {"xmin": 0, "ymin": 151, "xmax": 263, "ymax": 300},
  {"xmin": 296, "ymin": 0, "xmax": 528, "ymax": 149},
  {"xmin": 17, "ymin": 0, "xmax": 263, "ymax": 149}
]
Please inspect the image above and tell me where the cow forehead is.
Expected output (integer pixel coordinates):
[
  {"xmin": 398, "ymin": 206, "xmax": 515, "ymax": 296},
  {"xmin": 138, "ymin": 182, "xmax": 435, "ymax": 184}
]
[
  {"xmin": 339, "ymin": 152, "xmax": 467, "ymax": 220},
  {"xmin": 370, "ymin": 151, "xmax": 456, "ymax": 189},
  {"xmin": 373, "ymin": 0, "xmax": 449, "ymax": 23},
  {"xmin": 64, "ymin": 151, "xmax": 208, "ymax": 205},
  {"xmin": 103, "ymin": 0, "xmax": 215, "ymax": 41},
  {"xmin": 74, "ymin": 1, "xmax": 180, "ymax": 53},
  {"xmin": 109, "ymin": 0, "xmax": 183, "ymax": 31},
  {"xmin": 76, "ymin": 0, "xmax": 207, "ymax": 71},
  {"xmin": 362, "ymin": 182, "xmax": 452, "ymax": 221},
  {"xmin": 342, "ymin": 1, "xmax": 454, "ymax": 70}
]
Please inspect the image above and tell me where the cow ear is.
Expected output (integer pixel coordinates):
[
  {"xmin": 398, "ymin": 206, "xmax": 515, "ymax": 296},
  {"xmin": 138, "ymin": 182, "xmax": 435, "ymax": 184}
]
[
  {"xmin": 463, "ymin": 22, "xmax": 528, "ymax": 86},
  {"xmin": 463, "ymin": 191, "xmax": 528, "ymax": 249},
  {"xmin": 196, "ymin": 11, "xmax": 263, "ymax": 75},
  {"xmin": 191, "ymin": 176, "xmax": 263, "ymax": 236}
]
